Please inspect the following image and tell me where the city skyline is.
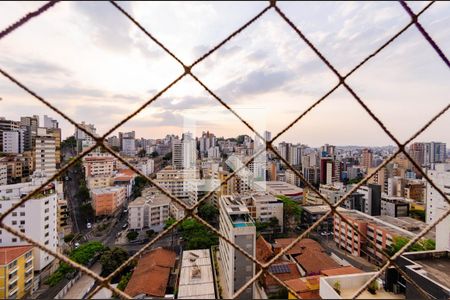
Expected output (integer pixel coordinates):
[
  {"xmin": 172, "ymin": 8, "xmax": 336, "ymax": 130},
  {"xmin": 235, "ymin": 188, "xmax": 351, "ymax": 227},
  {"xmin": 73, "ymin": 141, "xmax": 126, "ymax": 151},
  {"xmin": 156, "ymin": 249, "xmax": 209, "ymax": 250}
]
[{"xmin": 1, "ymin": 1, "xmax": 449, "ymax": 146}]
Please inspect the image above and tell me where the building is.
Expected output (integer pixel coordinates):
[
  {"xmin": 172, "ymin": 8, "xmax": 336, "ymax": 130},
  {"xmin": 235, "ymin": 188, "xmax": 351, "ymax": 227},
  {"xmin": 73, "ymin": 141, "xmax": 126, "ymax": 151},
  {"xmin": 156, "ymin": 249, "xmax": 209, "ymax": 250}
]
[
  {"xmin": 0, "ymin": 164, "xmax": 7, "ymax": 185},
  {"xmin": 388, "ymin": 250, "xmax": 449, "ymax": 299},
  {"xmin": 178, "ymin": 249, "xmax": 216, "ymax": 299},
  {"xmin": 128, "ymin": 188, "xmax": 170, "ymax": 232},
  {"xmin": 239, "ymin": 192, "xmax": 284, "ymax": 230},
  {"xmin": 260, "ymin": 181, "xmax": 303, "ymax": 202},
  {"xmin": 43, "ymin": 115, "xmax": 58, "ymax": 129},
  {"xmin": 219, "ymin": 195, "xmax": 256, "ymax": 299},
  {"xmin": 124, "ymin": 247, "xmax": 176, "ymax": 298},
  {"xmin": 57, "ymin": 199, "xmax": 70, "ymax": 235},
  {"xmin": 172, "ymin": 135, "xmax": 197, "ymax": 170},
  {"xmin": 302, "ymin": 205, "xmax": 333, "ymax": 232},
  {"xmin": 429, "ymin": 142, "xmax": 447, "ymax": 164},
  {"xmin": 320, "ymin": 272, "xmax": 402, "ymax": 299},
  {"xmin": 0, "ymin": 117, "xmax": 20, "ymax": 152},
  {"xmin": 320, "ymin": 157, "xmax": 334, "ymax": 185},
  {"xmin": 0, "ymin": 176, "xmax": 58, "ymax": 272},
  {"xmin": 154, "ymin": 166, "xmax": 198, "ymax": 203},
  {"xmin": 113, "ymin": 169, "xmax": 137, "ymax": 199},
  {"xmin": 357, "ymin": 184, "xmax": 382, "ymax": 216},
  {"xmin": 83, "ymin": 156, "xmax": 115, "ymax": 177},
  {"xmin": 34, "ymin": 128, "xmax": 56, "ymax": 177},
  {"xmin": 91, "ymin": 186, "xmax": 126, "ymax": 216},
  {"xmin": 285, "ymin": 169, "xmax": 301, "ymax": 187},
  {"xmin": 2, "ymin": 130, "xmax": 24, "ymax": 154},
  {"xmin": 380, "ymin": 196, "xmax": 409, "ymax": 217},
  {"xmin": 426, "ymin": 163, "xmax": 450, "ymax": 224},
  {"xmin": 361, "ymin": 148, "xmax": 373, "ymax": 169},
  {"xmin": 0, "ymin": 245, "xmax": 34, "ymax": 299},
  {"xmin": 86, "ymin": 176, "xmax": 112, "ymax": 190}
]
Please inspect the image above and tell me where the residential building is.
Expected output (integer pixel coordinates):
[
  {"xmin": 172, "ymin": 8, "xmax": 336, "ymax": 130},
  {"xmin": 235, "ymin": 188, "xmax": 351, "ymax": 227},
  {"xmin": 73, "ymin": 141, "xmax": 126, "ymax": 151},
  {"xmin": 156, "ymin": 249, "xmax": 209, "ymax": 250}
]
[
  {"xmin": 259, "ymin": 181, "xmax": 303, "ymax": 202},
  {"xmin": 320, "ymin": 157, "xmax": 334, "ymax": 185},
  {"xmin": 169, "ymin": 200, "xmax": 185, "ymax": 221},
  {"xmin": 113, "ymin": 169, "xmax": 137, "ymax": 199},
  {"xmin": 238, "ymin": 192, "xmax": 284, "ymax": 230},
  {"xmin": 124, "ymin": 247, "xmax": 176, "ymax": 298},
  {"xmin": 57, "ymin": 199, "xmax": 70, "ymax": 236},
  {"xmin": 361, "ymin": 148, "xmax": 373, "ymax": 169},
  {"xmin": 91, "ymin": 186, "xmax": 126, "ymax": 216},
  {"xmin": 154, "ymin": 166, "xmax": 198, "ymax": 203},
  {"xmin": 34, "ymin": 128, "xmax": 56, "ymax": 177},
  {"xmin": 388, "ymin": 250, "xmax": 450, "ymax": 299},
  {"xmin": 74, "ymin": 122, "xmax": 96, "ymax": 153},
  {"xmin": 429, "ymin": 142, "xmax": 447, "ymax": 164},
  {"xmin": 0, "ymin": 117, "xmax": 20, "ymax": 152},
  {"xmin": 219, "ymin": 195, "xmax": 256, "ymax": 299},
  {"xmin": 380, "ymin": 195, "xmax": 410, "ymax": 217},
  {"xmin": 357, "ymin": 184, "xmax": 382, "ymax": 216},
  {"xmin": 43, "ymin": 115, "xmax": 58, "ymax": 129},
  {"xmin": 128, "ymin": 187, "xmax": 170, "ymax": 232},
  {"xmin": 0, "ymin": 245, "xmax": 34, "ymax": 299},
  {"xmin": 86, "ymin": 176, "xmax": 112, "ymax": 190},
  {"xmin": 178, "ymin": 249, "xmax": 216, "ymax": 299},
  {"xmin": 0, "ymin": 176, "xmax": 58, "ymax": 272},
  {"xmin": 285, "ymin": 169, "xmax": 301, "ymax": 187},
  {"xmin": 426, "ymin": 163, "xmax": 450, "ymax": 224},
  {"xmin": 83, "ymin": 156, "xmax": 115, "ymax": 177},
  {"xmin": 2, "ymin": 130, "xmax": 24, "ymax": 154},
  {"xmin": 0, "ymin": 164, "xmax": 7, "ymax": 185},
  {"xmin": 302, "ymin": 205, "xmax": 333, "ymax": 232}
]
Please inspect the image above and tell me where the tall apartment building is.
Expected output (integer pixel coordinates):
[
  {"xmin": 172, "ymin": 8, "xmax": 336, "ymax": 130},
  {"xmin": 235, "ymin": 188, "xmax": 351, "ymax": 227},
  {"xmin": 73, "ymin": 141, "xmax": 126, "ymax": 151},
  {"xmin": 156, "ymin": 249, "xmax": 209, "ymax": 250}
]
[
  {"xmin": 429, "ymin": 142, "xmax": 446, "ymax": 164},
  {"xmin": 320, "ymin": 157, "xmax": 334, "ymax": 185},
  {"xmin": 0, "ymin": 117, "xmax": 20, "ymax": 152},
  {"xmin": 426, "ymin": 163, "xmax": 450, "ymax": 224},
  {"xmin": 198, "ymin": 131, "xmax": 217, "ymax": 157},
  {"xmin": 285, "ymin": 169, "xmax": 301, "ymax": 187},
  {"xmin": 0, "ymin": 245, "xmax": 34, "ymax": 299},
  {"xmin": 34, "ymin": 128, "xmax": 56, "ymax": 177},
  {"xmin": 128, "ymin": 187, "xmax": 170, "ymax": 232},
  {"xmin": 408, "ymin": 142, "xmax": 425, "ymax": 166},
  {"xmin": 75, "ymin": 122, "xmax": 96, "ymax": 153},
  {"xmin": 155, "ymin": 166, "xmax": 199, "ymax": 204},
  {"xmin": 0, "ymin": 164, "xmax": 7, "ymax": 185},
  {"xmin": 356, "ymin": 184, "xmax": 382, "ymax": 216},
  {"xmin": 0, "ymin": 176, "xmax": 58, "ymax": 272},
  {"xmin": 83, "ymin": 156, "xmax": 115, "ymax": 177},
  {"xmin": 238, "ymin": 192, "xmax": 284, "ymax": 230},
  {"xmin": 172, "ymin": 135, "xmax": 197, "ymax": 170},
  {"xmin": 2, "ymin": 130, "xmax": 25, "ymax": 154},
  {"xmin": 219, "ymin": 195, "xmax": 255, "ymax": 299},
  {"xmin": 361, "ymin": 149, "xmax": 373, "ymax": 169},
  {"xmin": 91, "ymin": 186, "xmax": 126, "ymax": 216}
]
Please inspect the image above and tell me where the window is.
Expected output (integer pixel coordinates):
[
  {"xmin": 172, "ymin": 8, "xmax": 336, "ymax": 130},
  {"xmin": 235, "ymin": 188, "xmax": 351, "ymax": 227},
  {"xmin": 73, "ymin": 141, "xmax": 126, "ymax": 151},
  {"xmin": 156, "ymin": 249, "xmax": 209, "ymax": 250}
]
[
  {"xmin": 12, "ymin": 212, "xmax": 17, "ymax": 217},
  {"xmin": 20, "ymin": 212, "xmax": 25, "ymax": 216},
  {"xmin": 12, "ymin": 238, "xmax": 17, "ymax": 242},
  {"xmin": 12, "ymin": 220, "xmax": 17, "ymax": 225},
  {"xmin": 20, "ymin": 221, "xmax": 25, "ymax": 225}
]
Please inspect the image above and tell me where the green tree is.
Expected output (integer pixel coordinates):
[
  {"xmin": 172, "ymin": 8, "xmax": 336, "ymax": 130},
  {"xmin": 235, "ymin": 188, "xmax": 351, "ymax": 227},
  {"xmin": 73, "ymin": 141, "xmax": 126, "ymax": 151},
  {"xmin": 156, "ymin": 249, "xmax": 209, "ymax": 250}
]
[
  {"xmin": 61, "ymin": 136, "xmax": 76, "ymax": 149},
  {"xmin": 198, "ymin": 203, "xmax": 219, "ymax": 224},
  {"xmin": 164, "ymin": 217, "xmax": 177, "ymax": 229},
  {"xmin": 150, "ymin": 151, "xmax": 159, "ymax": 158},
  {"xmin": 388, "ymin": 236, "xmax": 435, "ymax": 255},
  {"xmin": 137, "ymin": 149, "xmax": 147, "ymax": 158},
  {"xmin": 76, "ymin": 183, "xmax": 90, "ymax": 201},
  {"xmin": 100, "ymin": 247, "xmax": 129, "ymax": 277},
  {"xmin": 63, "ymin": 233, "xmax": 75, "ymax": 243},
  {"xmin": 127, "ymin": 231, "xmax": 139, "ymax": 241},
  {"xmin": 179, "ymin": 218, "xmax": 218, "ymax": 250},
  {"xmin": 277, "ymin": 195, "xmax": 302, "ymax": 230},
  {"xmin": 111, "ymin": 145, "xmax": 120, "ymax": 152},
  {"xmin": 117, "ymin": 272, "xmax": 132, "ymax": 291},
  {"xmin": 163, "ymin": 152, "xmax": 172, "ymax": 161},
  {"xmin": 132, "ymin": 176, "xmax": 148, "ymax": 198},
  {"xmin": 80, "ymin": 202, "xmax": 94, "ymax": 220}
]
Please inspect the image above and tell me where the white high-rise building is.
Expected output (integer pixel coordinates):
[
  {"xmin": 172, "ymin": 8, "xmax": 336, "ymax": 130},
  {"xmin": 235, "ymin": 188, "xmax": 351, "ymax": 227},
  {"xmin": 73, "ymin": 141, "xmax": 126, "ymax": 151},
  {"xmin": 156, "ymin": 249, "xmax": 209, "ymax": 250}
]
[
  {"xmin": 122, "ymin": 138, "xmax": 136, "ymax": 156},
  {"xmin": 2, "ymin": 130, "xmax": 24, "ymax": 154},
  {"xmin": 43, "ymin": 115, "xmax": 58, "ymax": 129},
  {"xmin": 426, "ymin": 163, "xmax": 450, "ymax": 224},
  {"xmin": 207, "ymin": 146, "xmax": 220, "ymax": 159},
  {"xmin": 172, "ymin": 134, "xmax": 197, "ymax": 170},
  {"xmin": 0, "ymin": 175, "xmax": 58, "ymax": 272},
  {"xmin": 219, "ymin": 195, "xmax": 255, "ymax": 299},
  {"xmin": 35, "ymin": 128, "xmax": 56, "ymax": 177},
  {"xmin": 0, "ymin": 164, "xmax": 7, "ymax": 185}
]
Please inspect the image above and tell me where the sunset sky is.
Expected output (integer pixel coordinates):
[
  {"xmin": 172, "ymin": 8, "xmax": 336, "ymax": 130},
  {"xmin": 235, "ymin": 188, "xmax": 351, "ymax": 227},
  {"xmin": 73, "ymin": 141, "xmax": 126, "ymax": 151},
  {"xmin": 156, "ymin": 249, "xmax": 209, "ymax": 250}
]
[{"xmin": 0, "ymin": 1, "xmax": 449, "ymax": 147}]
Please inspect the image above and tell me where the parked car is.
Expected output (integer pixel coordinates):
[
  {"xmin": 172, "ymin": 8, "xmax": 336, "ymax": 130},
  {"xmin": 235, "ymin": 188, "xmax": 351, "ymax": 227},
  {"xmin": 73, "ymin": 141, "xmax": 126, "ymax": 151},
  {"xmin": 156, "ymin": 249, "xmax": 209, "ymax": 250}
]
[
  {"xmin": 74, "ymin": 242, "xmax": 80, "ymax": 248},
  {"xmin": 86, "ymin": 222, "xmax": 92, "ymax": 229},
  {"xmin": 122, "ymin": 223, "xmax": 128, "ymax": 230}
]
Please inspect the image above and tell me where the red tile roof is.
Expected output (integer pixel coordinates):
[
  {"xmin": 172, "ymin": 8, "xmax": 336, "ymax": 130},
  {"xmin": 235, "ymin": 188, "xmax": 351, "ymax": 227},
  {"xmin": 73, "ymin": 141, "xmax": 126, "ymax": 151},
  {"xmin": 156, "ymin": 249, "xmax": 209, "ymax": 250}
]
[
  {"xmin": 320, "ymin": 266, "xmax": 363, "ymax": 277},
  {"xmin": 118, "ymin": 169, "xmax": 137, "ymax": 176},
  {"xmin": 265, "ymin": 262, "xmax": 301, "ymax": 287},
  {"xmin": 284, "ymin": 276, "xmax": 322, "ymax": 300},
  {"xmin": 294, "ymin": 250, "xmax": 340, "ymax": 275},
  {"xmin": 273, "ymin": 238, "xmax": 323, "ymax": 256},
  {"xmin": 125, "ymin": 248, "xmax": 176, "ymax": 297},
  {"xmin": 256, "ymin": 235, "xmax": 273, "ymax": 263},
  {"xmin": 0, "ymin": 245, "xmax": 33, "ymax": 265}
]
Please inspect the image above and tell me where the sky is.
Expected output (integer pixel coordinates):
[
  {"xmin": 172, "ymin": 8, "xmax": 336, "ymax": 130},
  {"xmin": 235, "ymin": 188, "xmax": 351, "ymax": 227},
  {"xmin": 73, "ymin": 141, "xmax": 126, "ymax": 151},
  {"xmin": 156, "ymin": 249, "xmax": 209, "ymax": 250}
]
[{"xmin": 0, "ymin": 1, "xmax": 449, "ymax": 148}]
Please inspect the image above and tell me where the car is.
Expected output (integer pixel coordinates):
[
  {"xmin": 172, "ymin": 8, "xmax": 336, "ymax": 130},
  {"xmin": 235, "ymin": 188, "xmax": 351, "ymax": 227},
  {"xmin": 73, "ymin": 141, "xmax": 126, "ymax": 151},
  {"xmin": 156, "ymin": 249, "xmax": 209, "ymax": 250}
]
[
  {"xmin": 74, "ymin": 242, "xmax": 80, "ymax": 248},
  {"xmin": 123, "ymin": 209, "xmax": 128, "ymax": 213},
  {"xmin": 86, "ymin": 223, "xmax": 92, "ymax": 229},
  {"xmin": 122, "ymin": 223, "xmax": 128, "ymax": 230}
]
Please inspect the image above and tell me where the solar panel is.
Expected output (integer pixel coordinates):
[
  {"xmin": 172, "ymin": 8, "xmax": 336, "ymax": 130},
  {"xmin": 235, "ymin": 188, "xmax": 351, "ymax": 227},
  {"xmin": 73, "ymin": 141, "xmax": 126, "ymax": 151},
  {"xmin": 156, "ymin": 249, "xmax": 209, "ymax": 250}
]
[{"xmin": 268, "ymin": 264, "xmax": 290, "ymax": 274}]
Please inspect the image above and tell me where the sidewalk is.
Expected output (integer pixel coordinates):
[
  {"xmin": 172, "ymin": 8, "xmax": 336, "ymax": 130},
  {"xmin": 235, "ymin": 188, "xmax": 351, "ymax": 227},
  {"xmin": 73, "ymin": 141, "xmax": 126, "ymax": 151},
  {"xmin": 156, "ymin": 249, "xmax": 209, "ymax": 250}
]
[{"xmin": 63, "ymin": 263, "xmax": 102, "ymax": 299}]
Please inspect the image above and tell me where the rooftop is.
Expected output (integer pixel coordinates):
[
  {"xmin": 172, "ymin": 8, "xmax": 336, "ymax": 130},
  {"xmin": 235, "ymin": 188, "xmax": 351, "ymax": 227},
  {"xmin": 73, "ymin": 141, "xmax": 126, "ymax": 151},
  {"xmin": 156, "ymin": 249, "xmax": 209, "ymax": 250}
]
[
  {"xmin": 376, "ymin": 215, "xmax": 435, "ymax": 240},
  {"xmin": 0, "ymin": 245, "xmax": 33, "ymax": 265},
  {"xmin": 128, "ymin": 191, "xmax": 171, "ymax": 208},
  {"xmin": 124, "ymin": 247, "xmax": 176, "ymax": 298},
  {"xmin": 303, "ymin": 205, "xmax": 332, "ymax": 214},
  {"xmin": 91, "ymin": 186, "xmax": 124, "ymax": 195},
  {"xmin": 178, "ymin": 249, "xmax": 215, "ymax": 299},
  {"xmin": 284, "ymin": 276, "xmax": 321, "ymax": 299},
  {"xmin": 258, "ymin": 181, "xmax": 303, "ymax": 196}
]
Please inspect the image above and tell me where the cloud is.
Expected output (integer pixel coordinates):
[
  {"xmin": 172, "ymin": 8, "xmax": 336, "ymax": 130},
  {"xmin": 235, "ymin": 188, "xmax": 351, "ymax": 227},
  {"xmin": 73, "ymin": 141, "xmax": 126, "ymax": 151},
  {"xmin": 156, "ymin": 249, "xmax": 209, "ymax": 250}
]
[{"xmin": 0, "ymin": 58, "xmax": 71, "ymax": 76}]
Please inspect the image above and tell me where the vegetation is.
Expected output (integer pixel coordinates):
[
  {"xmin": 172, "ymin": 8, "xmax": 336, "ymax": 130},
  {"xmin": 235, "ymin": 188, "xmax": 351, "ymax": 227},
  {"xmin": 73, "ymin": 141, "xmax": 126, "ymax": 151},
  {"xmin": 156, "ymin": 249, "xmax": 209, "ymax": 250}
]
[
  {"xmin": 146, "ymin": 229, "xmax": 155, "ymax": 238},
  {"xmin": 368, "ymin": 280, "xmax": 379, "ymax": 294},
  {"xmin": 117, "ymin": 272, "xmax": 132, "ymax": 291},
  {"xmin": 127, "ymin": 231, "xmax": 139, "ymax": 241},
  {"xmin": 387, "ymin": 236, "xmax": 435, "ymax": 255},
  {"xmin": 132, "ymin": 176, "xmax": 148, "ymax": 198},
  {"xmin": 100, "ymin": 247, "xmax": 129, "ymax": 278},
  {"xmin": 111, "ymin": 145, "xmax": 120, "ymax": 152},
  {"xmin": 76, "ymin": 181, "xmax": 90, "ymax": 201},
  {"xmin": 45, "ymin": 242, "xmax": 105, "ymax": 286},
  {"xmin": 164, "ymin": 217, "xmax": 177, "ymax": 229},
  {"xmin": 61, "ymin": 136, "xmax": 76, "ymax": 149},
  {"xmin": 198, "ymin": 203, "xmax": 219, "ymax": 224},
  {"xmin": 63, "ymin": 233, "xmax": 75, "ymax": 243},
  {"xmin": 276, "ymin": 195, "xmax": 302, "ymax": 230},
  {"xmin": 347, "ymin": 176, "xmax": 363, "ymax": 185},
  {"xmin": 80, "ymin": 202, "xmax": 94, "ymax": 221},
  {"xmin": 255, "ymin": 217, "xmax": 281, "ymax": 236},
  {"xmin": 150, "ymin": 151, "xmax": 159, "ymax": 158},
  {"xmin": 137, "ymin": 149, "xmax": 147, "ymax": 158},
  {"xmin": 179, "ymin": 218, "xmax": 218, "ymax": 250},
  {"xmin": 333, "ymin": 280, "xmax": 341, "ymax": 295},
  {"xmin": 163, "ymin": 152, "xmax": 172, "ymax": 161}
]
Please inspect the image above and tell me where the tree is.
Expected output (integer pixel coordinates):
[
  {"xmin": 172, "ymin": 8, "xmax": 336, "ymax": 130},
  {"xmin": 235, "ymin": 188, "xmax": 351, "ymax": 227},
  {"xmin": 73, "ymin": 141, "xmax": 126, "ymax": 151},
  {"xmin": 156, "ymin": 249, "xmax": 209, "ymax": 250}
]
[
  {"xmin": 179, "ymin": 218, "xmax": 218, "ymax": 250},
  {"xmin": 163, "ymin": 152, "xmax": 172, "ymax": 161},
  {"xmin": 146, "ymin": 229, "xmax": 155, "ymax": 238},
  {"xmin": 132, "ymin": 176, "xmax": 148, "ymax": 198},
  {"xmin": 61, "ymin": 136, "xmax": 76, "ymax": 149},
  {"xmin": 100, "ymin": 247, "xmax": 129, "ymax": 277},
  {"xmin": 63, "ymin": 233, "xmax": 75, "ymax": 243},
  {"xmin": 127, "ymin": 231, "xmax": 139, "ymax": 241},
  {"xmin": 80, "ymin": 202, "xmax": 94, "ymax": 221},
  {"xmin": 76, "ymin": 183, "xmax": 90, "ymax": 201},
  {"xmin": 277, "ymin": 195, "xmax": 302, "ymax": 230},
  {"xmin": 388, "ymin": 236, "xmax": 435, "ymax": 255},
  {"xmin": 150, "ymin": 151, "xmax": 159, "ymax": 158},
  {"xmin": 117, "ymin": 272, "xmax": 132, "ymax": 291},
  {"xmin": 164, "ymin": 217, "xmax": 177, "ymax": 229},
  {"xmin": 111, "ymin": 145, "xmax": 120, "ymax": 152},
  {"xmin": 198, "ymin": 203, "xmax": 219, "ymax": 224},
  {"xmin": 137, "ymin": 149, "xmax": 147, "ymax": 158}
]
